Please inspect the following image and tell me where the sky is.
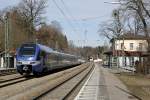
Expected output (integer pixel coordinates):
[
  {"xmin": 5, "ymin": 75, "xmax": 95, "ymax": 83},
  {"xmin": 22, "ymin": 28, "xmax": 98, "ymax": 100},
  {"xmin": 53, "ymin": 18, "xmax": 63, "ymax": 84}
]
[{"xmin": 0, "ymin": 0, "xmax": 118, "ymax": 47}]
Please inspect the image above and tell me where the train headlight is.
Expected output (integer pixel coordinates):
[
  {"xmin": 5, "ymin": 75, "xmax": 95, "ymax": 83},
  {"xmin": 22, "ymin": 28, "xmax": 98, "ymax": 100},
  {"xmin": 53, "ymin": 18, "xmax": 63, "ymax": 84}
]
[
  {"xmin": 30, "ymin": 61, "xmax": 41, "ymax": 65},
  {"xmin": 30, "ymin": 61, "xmax": 36, "ymax": 64}
]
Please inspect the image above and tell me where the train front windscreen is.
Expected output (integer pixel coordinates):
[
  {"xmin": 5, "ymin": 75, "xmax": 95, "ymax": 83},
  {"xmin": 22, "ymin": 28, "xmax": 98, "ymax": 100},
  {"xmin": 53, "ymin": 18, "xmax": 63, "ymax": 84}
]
[{"xmin": 19, "ymin": 44, "xmax": 36, "ymax": 56}]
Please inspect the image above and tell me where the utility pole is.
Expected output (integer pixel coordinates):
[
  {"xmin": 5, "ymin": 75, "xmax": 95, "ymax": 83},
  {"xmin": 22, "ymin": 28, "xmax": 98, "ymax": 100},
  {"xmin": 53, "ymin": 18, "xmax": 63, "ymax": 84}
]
[
  {"xmin": 55, "ymin": 41, "xmax": 59, "ymax": 50},
  {"xmin": 84, "ymin": 30, "xmax": 87, "ymax": 44},
  {"xmin": 4, "ymin": 13, "xmax": 10, "ymax": 69}
]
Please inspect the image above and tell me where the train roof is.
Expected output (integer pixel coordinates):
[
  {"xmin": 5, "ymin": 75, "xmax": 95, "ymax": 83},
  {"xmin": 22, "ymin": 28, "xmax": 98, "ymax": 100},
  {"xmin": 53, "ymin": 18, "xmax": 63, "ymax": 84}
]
[
  {"xmin": 37, "ymin": 44, "xmax": 77, "ymax": 58},
  {"xmin": 37, "ymin": 44, "xmax": 53, "ymax": 53}
]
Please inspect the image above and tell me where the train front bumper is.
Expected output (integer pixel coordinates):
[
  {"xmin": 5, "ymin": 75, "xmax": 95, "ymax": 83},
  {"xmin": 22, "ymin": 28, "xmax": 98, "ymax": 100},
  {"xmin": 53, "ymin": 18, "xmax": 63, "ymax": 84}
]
[{"xmin": 16, "ymin": 61, "xmax": 43, "ymax": 74}]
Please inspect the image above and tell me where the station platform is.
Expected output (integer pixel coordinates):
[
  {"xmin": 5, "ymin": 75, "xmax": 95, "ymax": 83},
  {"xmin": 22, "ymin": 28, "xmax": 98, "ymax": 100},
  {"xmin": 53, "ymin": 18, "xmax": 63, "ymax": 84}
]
[{"xmin": 74, "ymin": 63, "xmax": 137, "ymax": 100}]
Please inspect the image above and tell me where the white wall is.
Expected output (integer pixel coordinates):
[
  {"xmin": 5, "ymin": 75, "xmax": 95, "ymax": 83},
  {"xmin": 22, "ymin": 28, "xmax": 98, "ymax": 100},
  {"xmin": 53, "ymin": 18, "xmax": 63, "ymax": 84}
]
[
  {"xmin": 118, "ymin": 56, "xmax": 139, "ymax": 67},
  {"xmin": 0, "ymin": 57, "xmax": 16, "ymax": 69},
  {"xmin": 115, "ymin": 40, "xmax": 148, "ymax": 52},
  {"xmin": 14, "ymin": 58, "xmax": 16, "ymax": 68},
  {"xmin": 0, "ymin": 57, "xmax": 4, "ymax": 68}
]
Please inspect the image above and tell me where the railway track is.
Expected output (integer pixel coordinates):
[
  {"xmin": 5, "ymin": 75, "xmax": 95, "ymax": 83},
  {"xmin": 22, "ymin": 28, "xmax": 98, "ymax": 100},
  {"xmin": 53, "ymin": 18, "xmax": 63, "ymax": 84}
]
[
  {"xmin": 0, "ymin": 76, "xmax": 32, "ymax": 88},
  {"xmin": 35, "ymin": 62, "xmax": 94, "ymax": 100},
  {"xmin": 0, "ymin": 72, "xmax": 17, "ymax": 76},
  {"xmin": 0, "ymin": 62, "xmax": 93, "ymax": 100},
  {"xmin": 0, "ymin": 64, "xmax": 81, "ymax": 88},
  {"xmin": 0, "ymin": 69, "xmax": 17, "ymax": 76}
]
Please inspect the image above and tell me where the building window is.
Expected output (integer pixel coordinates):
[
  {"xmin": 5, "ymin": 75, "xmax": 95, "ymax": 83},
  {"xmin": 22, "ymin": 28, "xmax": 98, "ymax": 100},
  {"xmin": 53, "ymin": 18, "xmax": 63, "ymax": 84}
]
[
  {"xmin": 139, "ymin": 43, "xmax": 143, "ymax": 51},
  {"xmin": 130, "ymin": 43, "xmax": 134, "ymax": 50}
]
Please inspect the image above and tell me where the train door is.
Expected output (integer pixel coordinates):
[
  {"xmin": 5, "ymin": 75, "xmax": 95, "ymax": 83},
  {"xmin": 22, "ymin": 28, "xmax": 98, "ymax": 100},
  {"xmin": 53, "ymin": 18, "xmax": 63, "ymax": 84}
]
[{"xmin": 41, "ymin": 51, "xmax": 46, "ymax": 66}]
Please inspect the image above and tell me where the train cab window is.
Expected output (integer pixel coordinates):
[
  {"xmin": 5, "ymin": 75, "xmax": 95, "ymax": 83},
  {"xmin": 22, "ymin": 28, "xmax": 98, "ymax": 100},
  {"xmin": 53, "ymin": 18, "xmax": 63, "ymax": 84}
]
[{"xmin": 19, "ymin": 44, "xmax": 36, "ymax": 56}]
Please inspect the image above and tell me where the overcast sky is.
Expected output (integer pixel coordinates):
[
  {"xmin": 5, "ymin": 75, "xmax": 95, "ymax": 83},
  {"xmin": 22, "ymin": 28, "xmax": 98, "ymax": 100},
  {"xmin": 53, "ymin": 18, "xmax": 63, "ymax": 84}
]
[{"xmin": 0, "ymin": 0, "xmax": 118, "ymax": 47}]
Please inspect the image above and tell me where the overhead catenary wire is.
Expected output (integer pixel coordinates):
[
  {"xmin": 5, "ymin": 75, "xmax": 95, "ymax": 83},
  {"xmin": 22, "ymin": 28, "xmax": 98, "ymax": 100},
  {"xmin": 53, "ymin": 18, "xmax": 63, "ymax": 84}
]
[
  {"xmin": 60, "ymin": 0, "xmax": 105, "ymax": 22},
  {"xmin": 52, "ymin": 0, "xmax": 77, "ymax": 33},
  {"xmin": 53, "ymin": 0, "xmax": 105, "ymax": 47},
  {"xmin": 60, "ymin": 0, "xmax": 75, "ymax": 21},
  {"xmin": 60, "ymin": 0, "xmax": 84, "ymax": 31},
  {"xmin": 79, "ymin": 15, "xmax": 108, "ymax": 21},
  {"xmin": 60, "ymin": 0, "xmax": 88, "ymax": 46}
]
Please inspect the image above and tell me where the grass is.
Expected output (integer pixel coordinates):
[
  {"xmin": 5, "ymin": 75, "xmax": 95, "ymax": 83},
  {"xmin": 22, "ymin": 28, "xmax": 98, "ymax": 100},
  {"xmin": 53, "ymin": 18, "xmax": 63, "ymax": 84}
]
[{"xmin": 116, "ymin": 72, "xmax": 150, "ymax": 100}]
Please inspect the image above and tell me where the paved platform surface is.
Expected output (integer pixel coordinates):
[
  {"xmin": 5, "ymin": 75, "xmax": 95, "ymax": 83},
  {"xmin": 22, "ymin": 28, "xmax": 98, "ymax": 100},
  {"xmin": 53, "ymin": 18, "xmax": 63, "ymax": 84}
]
[{"xmin": 74, "ymin": 63, "xmax": 137, "ymax": 100}]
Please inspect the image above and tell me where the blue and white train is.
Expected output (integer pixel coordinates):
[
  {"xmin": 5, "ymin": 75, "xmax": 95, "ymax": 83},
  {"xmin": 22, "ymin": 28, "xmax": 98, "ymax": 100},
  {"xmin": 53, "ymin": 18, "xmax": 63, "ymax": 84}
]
[{"xmin": 16, "ymin": 43, "xmax": 80, "ymax": 76}]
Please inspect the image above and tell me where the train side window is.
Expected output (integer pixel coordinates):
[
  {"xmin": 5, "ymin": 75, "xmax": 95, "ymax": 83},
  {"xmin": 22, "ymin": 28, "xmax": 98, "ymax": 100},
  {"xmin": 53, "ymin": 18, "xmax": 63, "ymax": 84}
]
[
  {"xmin": 40, "ymin": 51, "xmax": 46, "ymax": 65},
  {"xmin": 37, "ymin": 51, "xmax": 45, "ymax": 60},
  {"xmin": 40, "ymin": 51, "xmax": 46, "ymax": 58}
]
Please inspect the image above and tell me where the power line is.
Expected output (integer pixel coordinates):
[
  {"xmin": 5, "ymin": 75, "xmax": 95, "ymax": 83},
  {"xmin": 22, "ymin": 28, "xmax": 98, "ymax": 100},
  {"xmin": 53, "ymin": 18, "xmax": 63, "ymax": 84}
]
[
  {"xmin": 60, "ymin": 0, "xmax": 84, "ymax": 31},
  {"xmin": 52, "ymin": 0, "xmax": 77, "ymax": 33},
  {"xmin": 79, "ymin": 15, "xmax": 107, "ymax": 21},
  {"xmin": 60, "ymin": 0, "xmax": 90, "ymax": 46},
  {"xmin": 60, "ymin": 0, "xmax": 74, "ymax": 20}
]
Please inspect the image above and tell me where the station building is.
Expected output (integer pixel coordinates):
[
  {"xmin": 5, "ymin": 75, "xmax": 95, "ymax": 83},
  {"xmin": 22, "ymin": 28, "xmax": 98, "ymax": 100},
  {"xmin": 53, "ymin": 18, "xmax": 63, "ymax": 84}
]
[
  {"xmin": 0, "ymin": 50, "xmax": 16, "ymax": 69},
  {"xmin": 104, "ymin": 34, "xmax": 149, "ymax": 72}
]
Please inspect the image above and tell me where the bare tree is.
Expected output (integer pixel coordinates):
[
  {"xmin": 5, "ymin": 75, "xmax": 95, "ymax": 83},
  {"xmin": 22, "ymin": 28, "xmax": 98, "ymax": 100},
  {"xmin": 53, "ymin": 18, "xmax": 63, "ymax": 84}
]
[
  {"xmin": 139, "ymin": 0, "xmax": 150, "ymax": 18},
  {"xmin": 99, "ymin": 0, "xmax": 149, "ymax": 40},
  {"xmin": 119, "ymin": 0, "xmax": 149, "ymax": 37},
  {"xmin": 37, "ymin": 24, "xmax": 69, "ymax": 51},
  {"xmin": 99, "ymin": 22, "xmax": 118, "ymax": 40},
  {"xmin": 118, "ymin": 0, "xmax": 150, "ymax": 74},
  {"xmin": 0, "ymin": 11, "xmax": 5, "ymax": 23},
  {"xmin": 98, "ymin": 9, "xmax": 124, "ymax": 40},
  {"xmin": 51, "ymin": 20, "xmax": 63, "ymax": 32},
  {"xmin": 18, "ymin": 0, "xmax": 47, "ymax": 40},
  {"xmin": 123, "ymin": 11, "xmax": 143, "ymax": 35}
]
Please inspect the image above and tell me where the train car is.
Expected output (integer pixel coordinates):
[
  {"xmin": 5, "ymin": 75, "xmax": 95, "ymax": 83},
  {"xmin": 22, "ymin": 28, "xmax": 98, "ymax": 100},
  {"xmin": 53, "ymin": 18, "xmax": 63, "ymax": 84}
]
[{"xmin": 16, "ymin": 43, "xmax": 79, "ymax": 76}]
